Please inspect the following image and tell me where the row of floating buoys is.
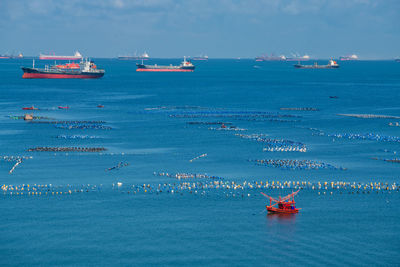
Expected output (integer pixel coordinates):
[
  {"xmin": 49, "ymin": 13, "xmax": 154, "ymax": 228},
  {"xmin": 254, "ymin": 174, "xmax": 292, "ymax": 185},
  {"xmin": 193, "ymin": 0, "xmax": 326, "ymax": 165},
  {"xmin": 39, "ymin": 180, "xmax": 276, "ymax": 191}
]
[
  {"xmin": 106, "ymin": 162, "xmax": 129, "ymax": 171},
  {"xmin": 8, "ymin": 115, "xmax": 51, "ymax": 120},
  {"xmin": 0, "ymin": 180, "xmax": 394, "ymax": 195},
  {"xmin": 1, "ymin": 156, "xmax": 32, "ymax": 161},
  {"xmin": 250, "ymin": 159, "xmax": 345, "ymax": 170},
  {"xmin": 157, "ymin": 108, "xmax": 301, "ymax": 118},
  {"xmin": 30, "ymin": 120, "xmax": 106, "ymax": 124},
  {"xmin": 318, "ymin": 132, "xmax": 400, "ymax": 143},
  {"xmin": 165, "ymin": 110, "xmax": 290, "ymax": 115},
  {"xmin": 189, "ymin": 154, "xmax": 208, "ymax": 162},
  {"xmin": 54, "ymin": 124, "xmax": 112, "ymax": 130},
  {"xmin": 56, "ymin": 135, "xmax": 100, "ymax": 139},
  {"xmin": 208, "ymin": 126, "xmax": 246, "ymax": 131},
  {"xmin": 236, "ymin": 134, "xmax": 307, "ymax": 152},
  {"xmin": 154, "ymin": 172, "xmax": 224, "ymax": 180},
  {"xmin": 309, "ymin": 128, "xmax": 400, "ymax": 143},
  {"xmin": 146, "ymin": 106, "xmax": 301, "ymax": 121},
  {"xmin": 27, "ymin": 147, "xmax": 106, "ymax": 152},
  {"xmin": 1, "ymin": 156, "xmax": 32, "ymax": 174},
  {"xmin": 2, "ymin": 180, "xmax": 399, "ymax": 198},
  {"xmin": 280, "ymin": 107, "xmax": 319, "ymax": 111},
  {"xmin": 338, "ymin": 113, "xmax": 400, "ymax": 119},
  {"xmin": 187, "ymin": 121, "xmax": 232, "ymax": 125},
  {"xmin": 263, "ymin": 146, "xmax": 306, "ymax": 152},
  {"xmin": 170, "ymin": 114, "xmax": 300, "ymax": 119},
  {"xmin": 234, "ymin": 117, "xmax": 299, "ymax": 123}
]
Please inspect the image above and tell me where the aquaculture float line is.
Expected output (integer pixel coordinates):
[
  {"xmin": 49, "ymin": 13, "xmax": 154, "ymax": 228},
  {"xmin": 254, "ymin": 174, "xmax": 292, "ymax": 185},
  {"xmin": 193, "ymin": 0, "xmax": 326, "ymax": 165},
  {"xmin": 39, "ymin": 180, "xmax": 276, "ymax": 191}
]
[
  {"xmin": 371, "ymin": 157, "xmax": 400, "ymax": 164},
  {"xmin": 208, "ymin": 126, "xmax": 246, "ymax": 131},
  {"xmin": 27, "ymin": 147, "xmax": 107, "ymax": 152},
  {"xmin": 106, "ymin": 162, "xmax": 129, "ymax": 171},
  {"xmin": 263, "ymin": 147, "xmax": 306, "ymax": 152},
  {"xmin": 55, "ymin": 124, "xmax": 112, "ymax": 130},
  {"xmin": 314, "ymin": 131, "xmax": 400, "ymax": 143},
  {"xmin": 154, "ymin": 172, "xmax": 224, "ymax": 180},
  {"xmin": 338, "ymin": 114, "xmax": 400, "ymax": 119},
  {"xmin": 236, "ymin": 134, "xmax": 307, "ymax": 152},
  {"xmin": 187, "ymin": 122, "xmax": 232, "ymax": 125},
  {"xmin": 1, "ymin": 156, "xmax": 32, "ymax": 174},
  {"xmin": 280, "ymin": 107, "xmax": 319, "ymax": 111},
  {"xmin": 166, "ymin": 110, "xmax": 290, "ymax": 115},
  {"xmin": 2, "ymin": 180, "xmax": 399, "ymax": 197},
  {"xmin": 1, "ymin": 156, "xmax": 33, "ymax": 161},
  {"xmin": 189, "ymin": 154, "xmax": 208, "ymax": 162},
  {"xmin": 234, "ymin": 118, "xmax": 300, "ymax": 123},
  {"xmin": 144, "ymin": 105, "xmax": 208, "ymax": 111},
  {"xmin": 170, "ymin": 114, "xmax": 301, "ymax": 119},
  {"xmin": 251, "ymin": 159, "xmax": 345, "ymax": 170},
  {"xmin": 8, "ymin": 115, "xmax": 52, "ymax": 120},
  {"xmin": 56, "ymin": 135, "xmax": 100, "ymax": 139},
  {"xmin": 30, "ymin": 120, "xmax": 106, "ymax": 124}
]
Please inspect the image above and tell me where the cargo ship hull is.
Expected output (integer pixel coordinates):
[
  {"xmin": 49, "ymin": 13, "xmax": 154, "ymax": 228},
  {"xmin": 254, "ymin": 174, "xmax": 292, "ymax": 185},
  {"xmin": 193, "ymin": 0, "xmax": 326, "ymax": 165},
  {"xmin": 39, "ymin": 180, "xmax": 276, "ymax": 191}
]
[
  {"xmin": 136, "ymin": 68, "xmax": 194, "ymax": 72},
  {"xmin": 294, "ymin": 65, "xmax": 339, "ymax": 69},
  {"xmin": 22, "ymin": 67, "xmax": 104, "ymax": 79},
  {"xmin": 136, "ymin": 65, "xmax": 194, "ymax": 72}
]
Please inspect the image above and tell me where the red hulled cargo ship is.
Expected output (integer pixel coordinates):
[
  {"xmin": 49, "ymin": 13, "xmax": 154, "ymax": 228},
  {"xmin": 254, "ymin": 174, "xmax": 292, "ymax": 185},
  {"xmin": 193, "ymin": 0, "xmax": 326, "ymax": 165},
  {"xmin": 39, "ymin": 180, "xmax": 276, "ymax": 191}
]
[
  {"xmin": 21, "ymin": 59, "xmax": 105, "ymax": 79},
  {"xmin": 136, "ymin": 57, "xmax": 195, "ymax": 72}
]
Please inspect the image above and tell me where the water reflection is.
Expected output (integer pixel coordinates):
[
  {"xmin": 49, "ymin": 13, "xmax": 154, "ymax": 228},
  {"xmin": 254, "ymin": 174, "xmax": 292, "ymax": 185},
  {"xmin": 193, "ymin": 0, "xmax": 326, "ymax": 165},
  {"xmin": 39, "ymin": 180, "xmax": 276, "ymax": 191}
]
[
  {"xmin": 267, "ymin": 213, "xmax": 297, "ymax": 223},
  {"xmin": 266, "ymin": 212, "xmax": 298, "ymax": 232}
]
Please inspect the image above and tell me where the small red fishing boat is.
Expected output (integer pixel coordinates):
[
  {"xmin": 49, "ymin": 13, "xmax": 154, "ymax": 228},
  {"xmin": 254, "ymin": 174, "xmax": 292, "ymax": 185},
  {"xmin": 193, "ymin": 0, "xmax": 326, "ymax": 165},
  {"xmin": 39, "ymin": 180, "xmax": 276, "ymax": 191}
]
[
  {"xmin": 261, "ymin": 190, "xmax": 300, "ymax": 214},
  {"xmin": 58, "ymin": 106, "xmax": 69, "ymax": 109},
  {"xmin": 22, "ymin": 106, "xmax": 38, "ymax": 110}
]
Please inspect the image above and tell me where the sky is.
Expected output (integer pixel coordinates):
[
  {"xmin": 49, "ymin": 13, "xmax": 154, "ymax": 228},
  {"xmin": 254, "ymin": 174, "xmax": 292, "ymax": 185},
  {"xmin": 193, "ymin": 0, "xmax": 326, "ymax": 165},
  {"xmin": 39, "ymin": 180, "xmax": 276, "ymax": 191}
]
[{"xmin": 0, "ymin": 0, "xmax": 399, "ymax": 58}]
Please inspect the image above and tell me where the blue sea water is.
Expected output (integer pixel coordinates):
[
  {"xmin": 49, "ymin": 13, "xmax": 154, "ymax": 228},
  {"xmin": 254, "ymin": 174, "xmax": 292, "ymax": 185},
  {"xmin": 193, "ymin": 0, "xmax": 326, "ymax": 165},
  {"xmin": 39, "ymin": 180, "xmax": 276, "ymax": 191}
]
[{"xmin": 1, "ymin": 58, "xmax": 400, "ymax": 266}]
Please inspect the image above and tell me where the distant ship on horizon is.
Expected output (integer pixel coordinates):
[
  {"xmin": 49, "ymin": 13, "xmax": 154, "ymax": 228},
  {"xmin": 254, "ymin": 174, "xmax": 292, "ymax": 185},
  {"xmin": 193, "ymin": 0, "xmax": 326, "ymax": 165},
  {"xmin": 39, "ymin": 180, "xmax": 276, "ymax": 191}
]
[
  {"xmin": 255, "ymin": 54, "xmax": 286, "ymax": 61},
  {"xmin": 118, "ymin": 52, "xmax": 150, "ymax": 60},
  {"xmin": 0, "ymin": 52, "xmax": 23, "ymax": 59},
  {"xmin": 286, "ymin": 54, "xmax": 311, "ymax": 61},
  {"xmin": 192, "ymin": 54, "xmax": 208, "ymax": 61},
  {"xmin": 39, "ymin": 51, "xmax": 83, "ymax": 61},
  {"xmin": 339, "ymin": 54, "xmax": 358, "ymax": 61}
]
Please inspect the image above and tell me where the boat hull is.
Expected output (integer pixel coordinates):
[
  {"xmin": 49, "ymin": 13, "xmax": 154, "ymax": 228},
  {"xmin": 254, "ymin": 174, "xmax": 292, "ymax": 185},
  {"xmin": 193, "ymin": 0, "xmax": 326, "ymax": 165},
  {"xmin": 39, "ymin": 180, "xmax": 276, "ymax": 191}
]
[
  {"xmin": 136, "ymin": 68, "xmax": 194, "ymax": 72},
  {"xmin": 294, "ymin": 64, "xmax": 339, "ymax": 69},
  {"xmin": 21, "ymin": 67, "xmax": 104, "ymax": 79},
  {"xmin": 266, "ymin": 206, "xmax": 299, "ymax": 214}
]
